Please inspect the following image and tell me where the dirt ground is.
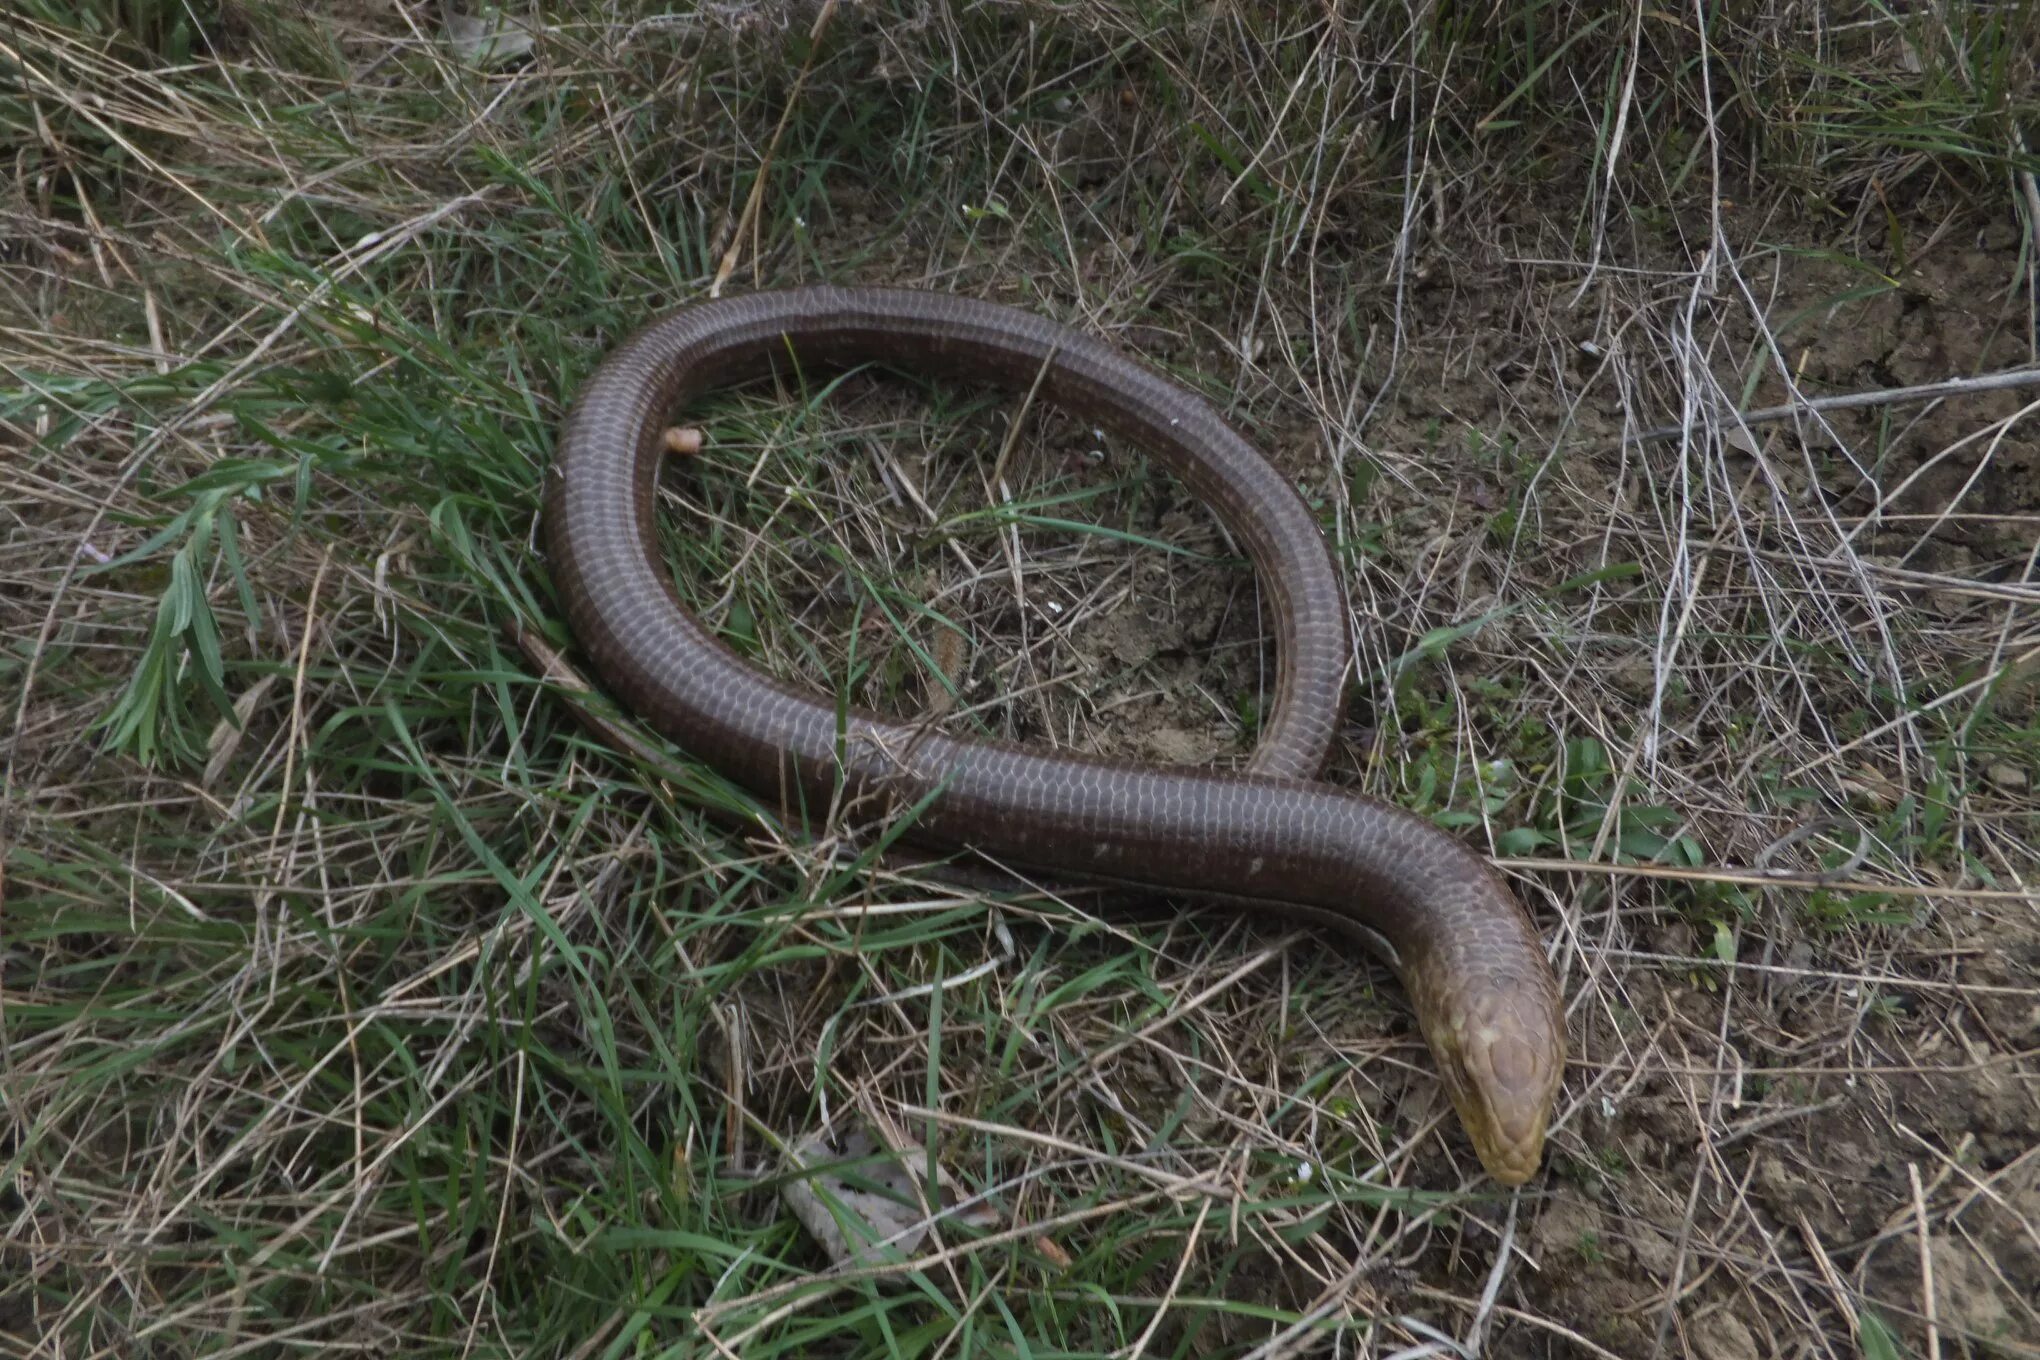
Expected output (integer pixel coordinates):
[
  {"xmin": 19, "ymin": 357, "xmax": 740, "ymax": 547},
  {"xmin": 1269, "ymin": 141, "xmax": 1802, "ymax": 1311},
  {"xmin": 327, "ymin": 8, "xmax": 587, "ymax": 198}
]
[{"xmin": 5, "ymin": 7, "xmax": 2039, "ymax": 1357}]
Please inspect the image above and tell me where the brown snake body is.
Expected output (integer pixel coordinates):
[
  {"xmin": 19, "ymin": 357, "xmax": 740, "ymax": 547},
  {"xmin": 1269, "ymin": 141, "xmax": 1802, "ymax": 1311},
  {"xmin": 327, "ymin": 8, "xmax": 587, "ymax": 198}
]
[{"xmin": 542, "ymin": 285, "xmax": 1565, "ymax": 1183}]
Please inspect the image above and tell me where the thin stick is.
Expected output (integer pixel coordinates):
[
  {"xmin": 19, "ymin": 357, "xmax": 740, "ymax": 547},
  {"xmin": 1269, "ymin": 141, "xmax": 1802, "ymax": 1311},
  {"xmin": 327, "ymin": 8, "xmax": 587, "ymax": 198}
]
[
  {"xmin": 1628, "ymin": 365, "xmax": 2040, "ymax": 444},
  {"xmin": 1910, "ymin": 1162, "xmax": 1941, "ymax": 1360},
  {"xmin": 710, "ymin": 0, "xmax": 838, "ymax": 296},
  {"xmin": 1493, "ymin": 855, "xmax": 2039, "ymax": 903},
  {"xmin": 2020, "ymin": 163, "xmax": 2040, "ymax": 319},
  {"xmin": 1125, "ymin": 1196, "xmax": 1211, "ymax": 1359},
  {"xmin": 1466, "ymin": 1195, "xmax": 1520, "ymax": 1355}
]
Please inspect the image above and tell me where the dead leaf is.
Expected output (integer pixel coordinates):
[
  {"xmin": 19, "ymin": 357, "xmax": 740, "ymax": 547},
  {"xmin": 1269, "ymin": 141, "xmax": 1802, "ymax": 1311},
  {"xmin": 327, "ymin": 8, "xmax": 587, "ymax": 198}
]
[
  {"xmin": 445, "ymin": 9, "xmax": 536, "ymax": 67},
  {"xmin": 780, "ymin": 1123, "xmax": 1002, "ymax": 1271}
]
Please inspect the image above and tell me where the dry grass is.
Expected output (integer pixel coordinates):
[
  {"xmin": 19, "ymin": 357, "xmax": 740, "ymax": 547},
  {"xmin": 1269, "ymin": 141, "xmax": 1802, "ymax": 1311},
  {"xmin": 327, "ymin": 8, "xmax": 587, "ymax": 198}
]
[{"xmin": 4, "ymin": 2, "xmax": 2039, "ymax": 1356}]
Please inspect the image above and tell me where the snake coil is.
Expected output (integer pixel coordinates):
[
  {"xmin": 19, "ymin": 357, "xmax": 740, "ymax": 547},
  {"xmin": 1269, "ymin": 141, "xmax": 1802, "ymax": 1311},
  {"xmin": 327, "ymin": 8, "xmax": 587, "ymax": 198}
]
[{"xmin": 542, "ymin": 286, "xmax": 1565, "ymax": 1182}]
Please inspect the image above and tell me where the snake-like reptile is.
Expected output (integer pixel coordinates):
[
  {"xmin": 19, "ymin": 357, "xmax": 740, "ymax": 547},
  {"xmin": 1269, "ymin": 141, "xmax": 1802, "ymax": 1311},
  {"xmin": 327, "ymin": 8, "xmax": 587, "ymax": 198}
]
[{"xmin": 541, "ymin": 285, "xmax": 1565, "ymax": 1184}]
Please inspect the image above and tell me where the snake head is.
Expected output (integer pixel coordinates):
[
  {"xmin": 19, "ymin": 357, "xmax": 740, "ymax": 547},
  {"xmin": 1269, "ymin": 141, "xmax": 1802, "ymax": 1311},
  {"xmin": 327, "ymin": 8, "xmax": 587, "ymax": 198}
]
[{"xmin": 1425, "ymin": 974, "xmax": 1566, "ymax": 1186}]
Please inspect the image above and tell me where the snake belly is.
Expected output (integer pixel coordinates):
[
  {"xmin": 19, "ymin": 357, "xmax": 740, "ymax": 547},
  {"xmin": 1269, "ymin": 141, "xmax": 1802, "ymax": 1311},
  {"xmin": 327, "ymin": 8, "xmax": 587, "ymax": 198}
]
[{"xmin": 541, "ymin": 285, "xmax": 1565, "ymax": 1183}]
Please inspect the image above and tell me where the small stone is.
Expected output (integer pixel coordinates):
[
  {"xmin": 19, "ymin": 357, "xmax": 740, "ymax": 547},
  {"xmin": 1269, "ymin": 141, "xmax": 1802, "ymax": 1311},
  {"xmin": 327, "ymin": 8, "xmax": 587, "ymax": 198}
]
[
  {"xmin": 1692, "ymin": 1309, "xmax": 1761, "ymax": 1360},
  {"xmin": 1985, "ymin": 761, "xmax": 2027, "ymax": 791}
]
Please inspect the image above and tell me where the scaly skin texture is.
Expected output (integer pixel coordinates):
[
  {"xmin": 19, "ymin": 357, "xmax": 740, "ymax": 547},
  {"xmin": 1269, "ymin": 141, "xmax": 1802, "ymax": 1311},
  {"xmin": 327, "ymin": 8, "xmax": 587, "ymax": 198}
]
[{"xmin": 541, "ymin": 285, "xmax": 1566, "ymax": 1183}]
